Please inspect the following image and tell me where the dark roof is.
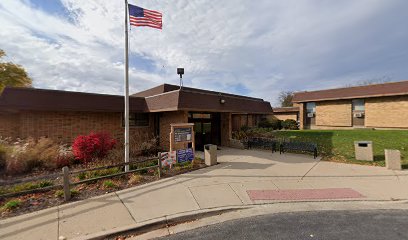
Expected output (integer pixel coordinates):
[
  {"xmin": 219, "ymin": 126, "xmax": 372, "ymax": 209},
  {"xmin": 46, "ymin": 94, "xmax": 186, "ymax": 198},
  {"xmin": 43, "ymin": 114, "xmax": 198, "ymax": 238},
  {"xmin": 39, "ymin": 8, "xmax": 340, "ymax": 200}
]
[
  {"xmin": 133, "ymin": 83, "xmax": 264, "ymax": 101},
  {"xmin": 293, "ymin": 80, "xmax": 408, "ymax": 103},
  {"xmin": 0, "ymin": 84, "xmax": 272, "ymax": 114},
  {"xmin": 145, "ymin": 89, "xmax": 272, "ymax": 113},
  {"xmin": 273, "ymin": 107, "xmax": 299, "ymax": 113},
  {"xmin": 0, "ymin": 87, "xmax": 147, "ymax": 112}
]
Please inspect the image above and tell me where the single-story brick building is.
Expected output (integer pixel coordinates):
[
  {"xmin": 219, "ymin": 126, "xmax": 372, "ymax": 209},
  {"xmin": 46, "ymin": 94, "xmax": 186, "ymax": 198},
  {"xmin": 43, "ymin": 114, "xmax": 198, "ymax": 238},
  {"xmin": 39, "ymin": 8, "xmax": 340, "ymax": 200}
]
[
  {"xmin": 292, "ymin": 80, "xmax": 408, "ymax": 129},
  {"xmin": 0, "ymin": 84, "xmax": 272, "ymax": 150},
  {"xmin": 272, "ymin": 107, "xmax": 299, "ymax": 122}
]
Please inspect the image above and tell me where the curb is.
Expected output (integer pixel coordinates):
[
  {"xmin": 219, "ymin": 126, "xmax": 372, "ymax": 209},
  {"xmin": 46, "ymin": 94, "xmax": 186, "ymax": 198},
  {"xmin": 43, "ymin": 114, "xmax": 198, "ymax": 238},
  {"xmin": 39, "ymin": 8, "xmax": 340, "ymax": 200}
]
[
  {"xmin": 72, "ymin": 199, "xmax": 408, "ymax": 240},
  {"xmin": 73, "ymin": 206, "xmax": 247, "ymax": 240}
]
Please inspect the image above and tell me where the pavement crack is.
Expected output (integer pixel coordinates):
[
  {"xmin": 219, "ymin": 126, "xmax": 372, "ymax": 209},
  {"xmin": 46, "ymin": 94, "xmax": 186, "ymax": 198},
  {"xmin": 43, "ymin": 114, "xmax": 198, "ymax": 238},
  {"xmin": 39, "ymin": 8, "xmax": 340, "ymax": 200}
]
[
  {"xmin": 301, "ymin": 159, "xmax": 321, "ymax": 180},
  {"xmin": 115, "ymin": 192, "xmax": 137, "ymax": 223},
  {"xmin": 228, "ymin": 183, "xmax": 245, "ymax": 205},
  {"xmin": 187, "ymin": 187, "xmax": 202, "ymax": 209}
]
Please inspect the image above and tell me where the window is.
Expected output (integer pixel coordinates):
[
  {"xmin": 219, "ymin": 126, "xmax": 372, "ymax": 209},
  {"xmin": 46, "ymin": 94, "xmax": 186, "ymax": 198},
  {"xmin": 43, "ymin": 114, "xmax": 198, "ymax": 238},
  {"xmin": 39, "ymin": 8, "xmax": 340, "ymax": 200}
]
[
  {"xmin": 306, "ymin": 102, "xmax": 316, "ymax": 113},
  {"xmin": 123, "ymin": 113, "xmax": 149, "ymax": 127},
  {"xmin": 352, "ymin": 99, "xmax": 365, "ymax": 111}
]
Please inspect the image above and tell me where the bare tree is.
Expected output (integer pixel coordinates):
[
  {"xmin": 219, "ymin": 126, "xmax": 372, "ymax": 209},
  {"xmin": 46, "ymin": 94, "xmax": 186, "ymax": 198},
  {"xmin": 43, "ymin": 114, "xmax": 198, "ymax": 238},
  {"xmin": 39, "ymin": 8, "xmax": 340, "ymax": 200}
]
[
  {"xmin": 278, "ymin": 91, "xmax": 294, "ymax": 107},
  {"xmin": 345, "ymin": 76, "xmax": 393, "ymax": 87}
]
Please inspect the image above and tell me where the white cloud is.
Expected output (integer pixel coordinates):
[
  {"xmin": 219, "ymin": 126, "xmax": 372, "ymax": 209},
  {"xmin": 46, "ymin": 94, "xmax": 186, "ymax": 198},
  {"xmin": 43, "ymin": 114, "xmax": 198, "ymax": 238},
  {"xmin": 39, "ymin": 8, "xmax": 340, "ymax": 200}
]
[{"xmin": 1, "ymin": 0, "xmax": 408, "ymax": 106}]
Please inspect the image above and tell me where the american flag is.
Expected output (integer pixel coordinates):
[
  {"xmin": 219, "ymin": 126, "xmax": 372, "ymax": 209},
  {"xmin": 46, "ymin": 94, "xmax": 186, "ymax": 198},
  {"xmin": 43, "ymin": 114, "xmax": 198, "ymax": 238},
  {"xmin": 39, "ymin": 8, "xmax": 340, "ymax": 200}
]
[{"xmin": 128, "ymin": 4, "xmax": 162, "ymax": 29}]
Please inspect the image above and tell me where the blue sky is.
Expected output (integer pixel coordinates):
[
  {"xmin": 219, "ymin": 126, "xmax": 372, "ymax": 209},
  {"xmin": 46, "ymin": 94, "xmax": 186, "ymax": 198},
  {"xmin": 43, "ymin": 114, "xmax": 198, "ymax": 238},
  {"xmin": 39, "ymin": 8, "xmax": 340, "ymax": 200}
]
[{"xmin": 1, "ymin": 0, "xmax": 408, "ymax": 105}]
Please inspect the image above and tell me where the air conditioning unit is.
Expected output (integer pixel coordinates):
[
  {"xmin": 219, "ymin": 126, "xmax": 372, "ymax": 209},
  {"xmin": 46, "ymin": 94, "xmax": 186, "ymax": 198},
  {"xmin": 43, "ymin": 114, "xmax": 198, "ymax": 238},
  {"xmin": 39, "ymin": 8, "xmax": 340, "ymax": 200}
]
[
  {"xmin": 353, "ymin": 112, "xmax": 365, "ymax": 118},
  {"xmin": 307, "ymin": 112, "xmax": 315, "ymax": 118}
]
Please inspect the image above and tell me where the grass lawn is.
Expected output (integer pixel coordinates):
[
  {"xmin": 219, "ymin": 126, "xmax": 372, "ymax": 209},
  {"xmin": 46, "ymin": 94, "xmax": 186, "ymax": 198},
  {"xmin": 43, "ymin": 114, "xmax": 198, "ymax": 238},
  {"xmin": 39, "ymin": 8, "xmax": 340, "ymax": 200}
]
[{"xmin": 271, "ymin": 129, "xmax": 408, "ymax": 168}]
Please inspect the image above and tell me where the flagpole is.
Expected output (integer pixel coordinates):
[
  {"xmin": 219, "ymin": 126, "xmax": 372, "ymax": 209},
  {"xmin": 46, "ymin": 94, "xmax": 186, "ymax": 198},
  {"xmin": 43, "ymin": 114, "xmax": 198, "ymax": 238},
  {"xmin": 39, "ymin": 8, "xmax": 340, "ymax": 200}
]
[{"xmin": 124, "ymin": 0, "xmax": 130, "ymax": 172}]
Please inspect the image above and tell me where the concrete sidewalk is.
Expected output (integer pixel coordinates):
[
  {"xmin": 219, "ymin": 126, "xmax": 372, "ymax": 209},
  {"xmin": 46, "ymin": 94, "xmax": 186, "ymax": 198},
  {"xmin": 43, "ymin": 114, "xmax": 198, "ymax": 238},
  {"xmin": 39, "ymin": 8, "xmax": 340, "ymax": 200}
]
[{"xmin": 1, "ymin": 148, "xmax": 407, "ymax": 240}]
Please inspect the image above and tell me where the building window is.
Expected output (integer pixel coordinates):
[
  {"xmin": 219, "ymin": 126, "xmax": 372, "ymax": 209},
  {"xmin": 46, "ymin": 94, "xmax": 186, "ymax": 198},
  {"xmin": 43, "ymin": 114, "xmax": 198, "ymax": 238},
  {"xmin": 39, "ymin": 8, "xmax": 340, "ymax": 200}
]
[
  {"xmin": 352, "ymin": 99, "xmax": 365, "ymax": 111},
  {"xmin": 123, "ymin": 113, "xmax": 149, "ymax": 127},
  {"xmin": 306, "ymin": 102, "xmax": 316, "ymax": 113}
]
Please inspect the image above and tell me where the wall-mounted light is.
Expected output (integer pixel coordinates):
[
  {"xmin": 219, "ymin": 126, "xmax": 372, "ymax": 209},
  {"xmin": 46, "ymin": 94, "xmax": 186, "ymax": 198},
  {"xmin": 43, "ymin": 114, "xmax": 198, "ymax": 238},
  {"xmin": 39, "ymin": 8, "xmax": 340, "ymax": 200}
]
[{"xmin": 220, "ymin": 99, "xmax": 226, "ymax": 104}]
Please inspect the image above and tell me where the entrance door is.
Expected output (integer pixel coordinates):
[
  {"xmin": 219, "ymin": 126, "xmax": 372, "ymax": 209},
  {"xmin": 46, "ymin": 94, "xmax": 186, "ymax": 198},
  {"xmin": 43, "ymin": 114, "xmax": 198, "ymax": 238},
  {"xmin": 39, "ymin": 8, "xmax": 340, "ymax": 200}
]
[
  {"xmin": 189, "ymin": 113, "xmax": 220, "ymax": 151},
  {"xmin": 193, "ymin": 120, "xmax": 211, "ymax": 150}
]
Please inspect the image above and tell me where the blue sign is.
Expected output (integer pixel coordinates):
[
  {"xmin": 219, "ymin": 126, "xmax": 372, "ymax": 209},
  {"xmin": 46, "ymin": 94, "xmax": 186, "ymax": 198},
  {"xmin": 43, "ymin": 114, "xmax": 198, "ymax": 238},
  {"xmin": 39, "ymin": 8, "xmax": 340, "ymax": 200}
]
[{"xmin": 177, "ymin": 148, "xmax": 194, "ymax": 163}]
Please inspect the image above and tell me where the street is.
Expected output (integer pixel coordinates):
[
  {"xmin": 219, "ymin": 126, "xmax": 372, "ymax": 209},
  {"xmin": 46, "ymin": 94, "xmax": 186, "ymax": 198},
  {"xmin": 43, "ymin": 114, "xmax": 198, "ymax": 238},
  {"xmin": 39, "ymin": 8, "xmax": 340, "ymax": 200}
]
[{"xmin": 158, "ymin": 209, "xmax": 408, "ymax": 240}]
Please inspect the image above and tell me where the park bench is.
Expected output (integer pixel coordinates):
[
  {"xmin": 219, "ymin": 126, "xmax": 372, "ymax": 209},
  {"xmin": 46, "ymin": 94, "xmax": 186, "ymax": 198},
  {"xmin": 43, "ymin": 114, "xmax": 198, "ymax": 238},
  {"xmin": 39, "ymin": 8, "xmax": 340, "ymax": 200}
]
[
  {"xmin": 279, "ymin": 141, "xmax": 318, "ymax": 159},
  {"xmin": 245, "ymin": 137, "xmax": 278, "ymax": 153}
]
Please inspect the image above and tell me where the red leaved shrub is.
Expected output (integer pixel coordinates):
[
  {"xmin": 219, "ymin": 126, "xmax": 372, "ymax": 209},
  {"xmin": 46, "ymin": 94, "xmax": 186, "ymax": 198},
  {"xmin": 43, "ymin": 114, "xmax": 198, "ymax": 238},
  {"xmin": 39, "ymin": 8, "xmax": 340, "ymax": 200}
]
[
  {"xmin": 54, "ymin": 155, "xmax": 72, "ymax": 168},
  {"xmin": 72, "ymin": 132, "xmax": 117, "ymax": 164}
]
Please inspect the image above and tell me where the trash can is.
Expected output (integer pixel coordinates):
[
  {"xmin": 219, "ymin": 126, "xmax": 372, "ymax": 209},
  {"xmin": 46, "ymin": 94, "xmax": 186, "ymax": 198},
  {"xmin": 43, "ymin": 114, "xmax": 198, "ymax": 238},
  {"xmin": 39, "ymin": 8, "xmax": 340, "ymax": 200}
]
[
  {"xmin": 354, "ymin": 141, "xmax": 373, "ymax": 161},
  {"xmin": 204, "ymin": 144, "xmax": 217, "ymax": 166}
]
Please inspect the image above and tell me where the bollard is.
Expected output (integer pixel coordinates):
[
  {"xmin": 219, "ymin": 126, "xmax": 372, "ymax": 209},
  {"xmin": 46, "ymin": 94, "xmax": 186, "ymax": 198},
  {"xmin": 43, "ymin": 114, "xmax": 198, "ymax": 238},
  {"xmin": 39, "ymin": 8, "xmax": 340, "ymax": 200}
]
[
  {"xmin": 62, "ymin": 166, "xmax": 71, "ymax": 201},
  {"xmin": 385, "ymin": 149, "xmax": 402, "ymax": 170}
]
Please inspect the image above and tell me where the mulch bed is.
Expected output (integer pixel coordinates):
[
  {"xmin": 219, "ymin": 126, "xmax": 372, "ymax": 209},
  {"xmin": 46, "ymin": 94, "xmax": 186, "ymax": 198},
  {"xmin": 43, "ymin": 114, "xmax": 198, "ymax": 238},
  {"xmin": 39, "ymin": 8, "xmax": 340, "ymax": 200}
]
[{"xmin": 0, "ymin": 161, "xmax": 207, "ymax": 219}]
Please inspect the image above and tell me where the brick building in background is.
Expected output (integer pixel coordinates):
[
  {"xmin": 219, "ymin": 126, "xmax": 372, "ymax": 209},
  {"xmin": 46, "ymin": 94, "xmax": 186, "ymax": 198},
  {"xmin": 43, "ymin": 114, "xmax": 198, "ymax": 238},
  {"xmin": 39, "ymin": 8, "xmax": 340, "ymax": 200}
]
[
  {"xmin": 0, "ymin": 84, "xmax": 272, "ymax": 150},
  {"xmin": 272, "ymin": 107, "xmax": 299, "ymax": 122},
  {"xmin": 293, "ymin": 80, "xmax": 408, "ymax": 129}
]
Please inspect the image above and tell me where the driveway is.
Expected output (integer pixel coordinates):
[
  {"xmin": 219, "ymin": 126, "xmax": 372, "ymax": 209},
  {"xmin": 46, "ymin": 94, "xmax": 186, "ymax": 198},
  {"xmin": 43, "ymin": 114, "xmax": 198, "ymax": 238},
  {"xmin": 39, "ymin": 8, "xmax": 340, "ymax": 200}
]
[{"xmin": 1, "ymin": 147, "xmax": 407, "ymax": 240}]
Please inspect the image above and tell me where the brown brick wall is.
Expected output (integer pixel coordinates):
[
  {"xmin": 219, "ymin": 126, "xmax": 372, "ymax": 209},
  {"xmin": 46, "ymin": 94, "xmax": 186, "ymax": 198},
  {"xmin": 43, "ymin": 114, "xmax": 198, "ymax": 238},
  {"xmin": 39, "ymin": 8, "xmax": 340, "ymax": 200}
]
[
  {"xmin": 316, "ymin": 100, "xmax": 352, "ymax": 127},
  {"xmin": 159, "ymin": 111, "xmax": 188, "ymax": 150},
  {"xmin": 0, "ymin": 111, "xmax": 155, "ymax": 146},
  {"xmin": 0, "ymin": 113, "xmax": 20, "ymax": 139},
  {"xmin": 221, "ymin": 113, "xmax": 232, "ymax": 146},
  {"xmin": 221, "ymin": 112, "xmax": 231, "ymax": 146},
  {"xmin": 365, "ymin": 96, "xmax": 408, "ymax": 128}
]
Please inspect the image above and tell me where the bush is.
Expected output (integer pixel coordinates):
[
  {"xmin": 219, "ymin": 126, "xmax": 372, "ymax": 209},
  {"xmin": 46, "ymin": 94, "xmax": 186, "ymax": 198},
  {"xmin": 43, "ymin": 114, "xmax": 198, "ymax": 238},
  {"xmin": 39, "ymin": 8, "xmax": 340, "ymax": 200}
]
[
  {"xmin": 54, "ymin": 155, "xmax": 72, "ymax": 169},
  {"xmin": 72, "ymin": 132, "xmax": 117, "ymax": 164},
  {"xmin": 281, "ymin": 119, "xmax": 299, "ymax": 130},
  {"xmin": 5, "ymin": 137, "xmax": 60, "ymax": 174},
  {"xmin": 140, "ymin": 136, "xmax": 159, "ymax": 156},
  {"xmin": 232, "ymin": 131, "xmax": 247, "ymax": 140},
  {"xmin": 258, "ymin": 118, "xmax": 282, "ymax": 130},
  {"xmin": 0, "ymin": 144, "xmax": 7, "ymax": 170},
  {"xmin": 128, "ymin": 173, "xmax": 143, "ymax": 185}
]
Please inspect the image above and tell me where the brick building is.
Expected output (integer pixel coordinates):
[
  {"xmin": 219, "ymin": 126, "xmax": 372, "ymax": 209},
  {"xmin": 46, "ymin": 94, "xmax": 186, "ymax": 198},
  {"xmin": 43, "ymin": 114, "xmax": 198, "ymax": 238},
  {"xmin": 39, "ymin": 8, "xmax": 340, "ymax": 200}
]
[
  {"xmin": 272, "ymin": 107, "xmax": 299, "ymax": 122},
  {"xmin": 292, "ymin": 80, "xmax": 408, "ymax": 129},
  {"xmin": 0, "ymin": 84, "xmax": 272, "ymax": 150}
]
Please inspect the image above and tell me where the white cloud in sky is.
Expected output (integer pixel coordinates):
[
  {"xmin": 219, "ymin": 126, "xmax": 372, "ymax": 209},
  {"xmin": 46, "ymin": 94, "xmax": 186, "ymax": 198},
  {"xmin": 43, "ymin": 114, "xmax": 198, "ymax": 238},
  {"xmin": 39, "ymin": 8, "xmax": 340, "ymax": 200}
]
[{"xmin": 1, "ymin": 0, "xmax": 408, "ymax": 105}]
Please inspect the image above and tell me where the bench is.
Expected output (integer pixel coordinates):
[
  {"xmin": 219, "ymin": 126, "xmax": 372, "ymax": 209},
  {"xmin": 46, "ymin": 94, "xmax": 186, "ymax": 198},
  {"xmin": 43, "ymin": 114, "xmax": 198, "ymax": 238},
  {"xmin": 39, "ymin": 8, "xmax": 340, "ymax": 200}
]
[
  {"xmin": 280, "ymin": 141, "xmax": 318, "ymax": 159},
  {"xmin": 245, "ymin": 137, "xmax": 278, "ymax": 153}
]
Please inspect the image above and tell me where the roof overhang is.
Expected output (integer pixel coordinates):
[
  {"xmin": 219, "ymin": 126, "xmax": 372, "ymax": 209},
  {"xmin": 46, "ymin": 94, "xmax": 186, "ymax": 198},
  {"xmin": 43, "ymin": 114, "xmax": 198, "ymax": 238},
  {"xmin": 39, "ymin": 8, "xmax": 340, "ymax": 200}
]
[{"xmin": 145, "ymin": 89, "xmax": 272, "ymax": 114}]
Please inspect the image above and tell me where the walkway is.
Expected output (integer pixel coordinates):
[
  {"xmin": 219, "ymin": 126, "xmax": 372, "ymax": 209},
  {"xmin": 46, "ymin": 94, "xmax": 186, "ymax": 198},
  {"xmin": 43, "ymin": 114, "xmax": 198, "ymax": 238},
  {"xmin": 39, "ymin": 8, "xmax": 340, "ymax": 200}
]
[{"xmin": 1, "ymin": 148, "xmax": 407, "ymax": 240}]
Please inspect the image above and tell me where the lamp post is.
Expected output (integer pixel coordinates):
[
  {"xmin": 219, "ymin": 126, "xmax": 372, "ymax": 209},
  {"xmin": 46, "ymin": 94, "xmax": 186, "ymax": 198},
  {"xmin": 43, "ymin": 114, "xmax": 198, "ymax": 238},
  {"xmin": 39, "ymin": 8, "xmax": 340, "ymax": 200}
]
[{"xmin": 177, "ymin": 68, "xmax": 184, "ymax": 89}]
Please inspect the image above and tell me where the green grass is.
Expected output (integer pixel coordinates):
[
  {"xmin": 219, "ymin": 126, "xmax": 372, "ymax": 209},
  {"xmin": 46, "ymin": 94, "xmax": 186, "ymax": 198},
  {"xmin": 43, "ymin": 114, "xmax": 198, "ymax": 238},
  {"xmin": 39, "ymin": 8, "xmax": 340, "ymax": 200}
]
[
  {"xmin": 1, "ymin": 199, "xmax": 21, "ymax": 211},
  {"xmin": 0, "ymin": 180, "xmax": 54, "ymax": 195},
  {"xmin": 55, "ymin": 189, "xmax": 79, "ymax": 198},
  {"xmin": 271, "ymin": 129, "xmax": 408, "ymax": 167},
  {"xmin": 77, "ymin": 167, "xmax": 122, "ymax": 181},
  {"xmin": 102, "ymin": 180, "xmax": 117, "ymax": 189}
]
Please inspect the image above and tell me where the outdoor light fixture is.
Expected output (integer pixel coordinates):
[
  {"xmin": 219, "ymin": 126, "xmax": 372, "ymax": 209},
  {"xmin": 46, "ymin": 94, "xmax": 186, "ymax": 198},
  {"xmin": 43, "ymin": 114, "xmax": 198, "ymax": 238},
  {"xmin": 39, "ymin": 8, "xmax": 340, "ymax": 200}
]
[
  {"xmin": 177, "ymin": 68, "xmax": 184, "ymax": 89},
  {"xmin": 220, "ymin": 99, "xmax": 226, "ymax": 104}
]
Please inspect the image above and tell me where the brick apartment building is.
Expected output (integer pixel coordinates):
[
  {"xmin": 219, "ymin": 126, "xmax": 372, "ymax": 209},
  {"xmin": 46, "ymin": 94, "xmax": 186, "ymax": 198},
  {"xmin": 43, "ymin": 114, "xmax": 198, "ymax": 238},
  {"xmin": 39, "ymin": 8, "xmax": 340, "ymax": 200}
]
[
  {"xmin": 0, "ymin": 84, "xmax": 272, "ymax": 150},
  {"xmin": 292, "ymin": 80, "xmax": 408, "ymax": 129}
]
